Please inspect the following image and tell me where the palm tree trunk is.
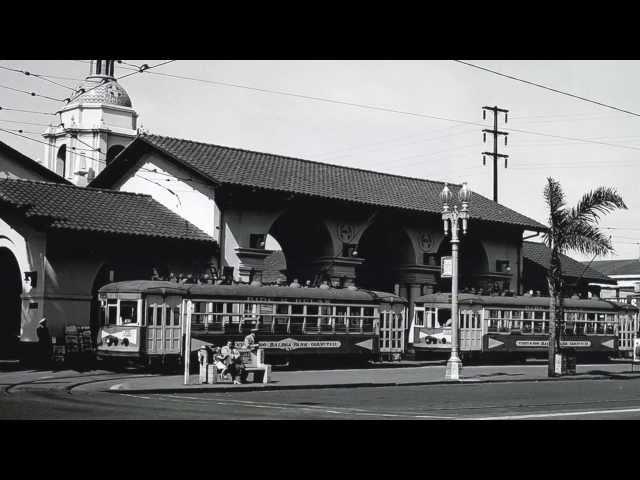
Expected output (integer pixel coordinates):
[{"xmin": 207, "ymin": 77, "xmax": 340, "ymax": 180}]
[
  {"xmin": 547, "ymin": 239, "xmax": 563, "ymax": 377},
  {"xmin": 548, "ymin": 280, "xmax": 557, "ymax": 377}
]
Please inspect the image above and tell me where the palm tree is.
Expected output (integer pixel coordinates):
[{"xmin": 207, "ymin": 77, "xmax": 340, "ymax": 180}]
[{"xmin": 543, "ymin": 178, "xmax": 627, "ymax": 377}]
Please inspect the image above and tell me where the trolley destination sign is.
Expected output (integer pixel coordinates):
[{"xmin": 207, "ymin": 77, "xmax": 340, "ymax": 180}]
[
  {"xmin": 257, "ymin": 338, "xmax": 342, "ymax": 351},
  {"xmin": 484, "ymin": 335, "xmax": 617, "ymax": 351}
]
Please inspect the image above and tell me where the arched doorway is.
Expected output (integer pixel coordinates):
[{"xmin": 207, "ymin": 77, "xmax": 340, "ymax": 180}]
[
  {"xmin": 0, "ymin": 248, "xmax": 22, "ymax": 358},
  {"xmin": 55, "ymin": 145, "xmax": 67, "ymax": 178}
]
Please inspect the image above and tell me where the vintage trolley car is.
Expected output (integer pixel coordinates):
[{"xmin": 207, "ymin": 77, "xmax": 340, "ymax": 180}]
[
  {"xmin": 409, "ymin": 293, "xmax": 639, "ymax": 360},
  {"xmin": 96, "ymin": 280, "xmax": 406, "ymax": 367}
]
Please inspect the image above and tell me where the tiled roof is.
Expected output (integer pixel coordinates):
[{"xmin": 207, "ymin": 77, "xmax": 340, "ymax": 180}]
[
  {"xmin": 0, "ymin": 140, "xmax": 70, "ymax": 184},
  {"xmin": 523, "ymin": 241, "xmax": 615, "ymax": 284},
  {"xmin": 587, "ymin": 259, "xmax": 640, "ymax": 276},
  {"xmin": 92, "ymin": 133, "xmax": 546, "ymax": 231},
  {"xmin": 0, "ymin": 178, "xmax": 214, "ymax": 243}
]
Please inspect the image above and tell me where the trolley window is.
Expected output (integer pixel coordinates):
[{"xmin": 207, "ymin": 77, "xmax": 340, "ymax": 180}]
[
  {"xmin": 107, "ymin": 299, "xmax": 117, "ymax": 325},
  {"xmin": 120, "ymin": 301, "xmax": 138, "ymax": 325}
]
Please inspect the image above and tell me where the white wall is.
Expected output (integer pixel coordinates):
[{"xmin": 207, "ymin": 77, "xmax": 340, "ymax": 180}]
[
  {"xmin": 114, "ymin": 152, "xmax": 219, "ymax": 241},
  {"xmin": 0, "ymin": 213, "xmax": 47, "ymax": 342}
]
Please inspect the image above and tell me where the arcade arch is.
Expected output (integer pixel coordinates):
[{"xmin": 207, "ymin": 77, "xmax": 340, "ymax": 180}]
[
  {"xmin": 435, "ymin": 235, "xmax": 490, "ymax": 293},
  {"xmin": 0, "ymin": 248, "xmax": 22, "ymax": 358},
  {"xmin": 356, "ymin": 218, "xmax": 416, "ymax": 292},
  {"xmin": 267, "ymin": 209, "xmax": 334, "ymax": 285}
]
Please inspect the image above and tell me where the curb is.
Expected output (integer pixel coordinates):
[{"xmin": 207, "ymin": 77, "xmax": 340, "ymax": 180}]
[{"xmin": 107, "ymin": 372, "xmax": 640, "ymax": 395}]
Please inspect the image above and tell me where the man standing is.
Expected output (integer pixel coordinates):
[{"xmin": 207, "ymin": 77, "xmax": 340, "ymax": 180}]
[{"xmin": 36, "ymin": 318, "xmax": 52, "ymax": 368}]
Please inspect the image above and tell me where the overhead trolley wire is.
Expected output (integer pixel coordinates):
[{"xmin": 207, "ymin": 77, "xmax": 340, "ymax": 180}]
[
  {"xmin": 453, "ymin": 60, "xmax": 640, "ymax": 119},
  {"xmin": 0, "ymin": 65, "xmax": 77, "ymax": 91},
  {"xmin": 114, "ymin": 64, "xmax": 640, "ymax": 157},
  {"xmin": 0, "ymin": 83, "xmax": 66, "ymax": 102},
  {"xmin": 0, "ymin": 106, "xmax": 57, "ymax": 116}
]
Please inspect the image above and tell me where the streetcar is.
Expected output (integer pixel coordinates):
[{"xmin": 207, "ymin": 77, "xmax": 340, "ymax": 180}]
[
  {"xmin": 96, "ymin": 280, "xmax": 406, "ymax": 368},
  {"xmin": 409, "ymin": 293, "xmax": 639, "ymax": 361}
]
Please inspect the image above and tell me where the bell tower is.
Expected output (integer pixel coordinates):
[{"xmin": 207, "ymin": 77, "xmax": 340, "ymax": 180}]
[{"xmin": 43, "ymin": 59, "xmax": 139, "ymax": 186}]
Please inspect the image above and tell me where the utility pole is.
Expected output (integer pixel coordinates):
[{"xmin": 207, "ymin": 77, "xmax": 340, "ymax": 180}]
[{"xmin": 482, "ymin": 106, "xmax": 509, "ymax": 203}]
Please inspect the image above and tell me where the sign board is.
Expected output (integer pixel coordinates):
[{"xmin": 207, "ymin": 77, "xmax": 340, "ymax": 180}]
[
  {"xmin": 441, "ymin": 256, "xmax": 453, "ymax": 278},
  {"xmin": 634, "ymin": 337, "xmax": 640, "ymax": 363}
]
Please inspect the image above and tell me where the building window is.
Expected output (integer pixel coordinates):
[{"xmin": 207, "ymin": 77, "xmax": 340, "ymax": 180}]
[
  {"xmin": 342, "ymin": 243, "xmax": 358, "ymax": 257},
  {"xmin": 496, "ymin": 260, "xmax": 511, "ymax": 273},
  {"xmin": 250, "ymin": 234, "xmax": 266, "ymax": 249}
]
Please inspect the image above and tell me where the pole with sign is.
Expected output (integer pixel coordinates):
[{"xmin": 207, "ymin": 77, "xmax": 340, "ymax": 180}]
[
  {"xmin": 441, "ymin": 256, "xmax": 452, "ymax": 278},
  {"xmin": 440, "ymin": 183, "xmax": 471, "ymax": 381}
]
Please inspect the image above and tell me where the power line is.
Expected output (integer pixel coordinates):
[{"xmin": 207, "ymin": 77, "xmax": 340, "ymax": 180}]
[
  {"xmin": 0, "ymin": 106, "xmax": 56, "ymax": 116},
  {"xmin": 58, "ymin": 60, "xmax": 175, "ymax": 108},
  {"xmin": 0, "ymin": 65, "xmax": 77, "ymax": 91},
  {"xmin": 0, "ymin": 83, "xmax": 65, "ymax": 102},
  {"xmin": 2, "ymin": 128, "xmax": 43, "ymax": 135},
  {"xmin": 0, "ymin": 119, "xmax": 50, "ymax": 127},
  {"xmin": 125, "ymin": 65, "xmax": 640, "ymax": 156},
  {"xmin": 454, "ymin": 60, "xmax": 640, "ymax": 119},
  {"xmin": 0, "ymin": 128, "xmax": 97, "ymax": 153}
]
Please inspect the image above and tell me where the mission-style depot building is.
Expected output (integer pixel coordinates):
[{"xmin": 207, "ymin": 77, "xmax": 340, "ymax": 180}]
[{"xmin": 0, "ymin": 59, "xmax": 616, "ymax": 360}]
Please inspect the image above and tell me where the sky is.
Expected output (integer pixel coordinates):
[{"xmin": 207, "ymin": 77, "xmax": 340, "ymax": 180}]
[{"xmin": 1, "ymin": 59, "xmax": 640, "ymax": 262}]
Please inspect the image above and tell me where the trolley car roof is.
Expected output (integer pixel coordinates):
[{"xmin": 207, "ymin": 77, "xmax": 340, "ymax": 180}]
[
  {"xmin": 414, "ymin": 293, "xmax": 638, "ymax": 311},
  {"xmin": 99, "ymin": 280, "xmax": 406, "ymax": 303}
]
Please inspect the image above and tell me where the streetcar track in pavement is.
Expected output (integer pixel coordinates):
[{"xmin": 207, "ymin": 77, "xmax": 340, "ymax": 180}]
[
  {"xmin": 148, "ymin": 389, "xmax": 640, "ymax": 419},
  {"xmin": 3, "ymin": 372, "xmax": 154, "ymax": 394},
  {"xmin": 153, "ymin": 394, "xmax": 640, "ymax": 419},
  {"xmin": 149, "ymin": 394, "xmax": 455, "ymax": 418}
]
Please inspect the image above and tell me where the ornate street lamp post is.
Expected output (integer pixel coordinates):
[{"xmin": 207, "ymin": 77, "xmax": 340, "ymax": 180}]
[{"xmin": 441, "ymin": 182, "xmax": 471, "ymax": 380}]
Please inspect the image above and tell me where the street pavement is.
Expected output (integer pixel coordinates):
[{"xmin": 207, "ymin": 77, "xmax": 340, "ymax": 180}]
[{"xmin": 4, "ymin": 361, "xmax": 640, "ymax": 419}]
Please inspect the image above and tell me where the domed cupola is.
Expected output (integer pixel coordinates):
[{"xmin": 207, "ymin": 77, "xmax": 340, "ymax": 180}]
[
  {"xmin": 42, "ymin": 59, "xmax": 139, "ymax": 186},
  {"xmin": 67, "ymin": 60, "xmax": 132, "ymax": 108}
]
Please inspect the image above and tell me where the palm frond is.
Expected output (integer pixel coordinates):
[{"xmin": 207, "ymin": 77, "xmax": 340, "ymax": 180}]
[
  {"xmin": 570, "ymin": 187, "xmax": 627, "ymax": 224},
  {"xmin": 544, "ymin": 177, "xmax": 566, "ymax": 215},
  {"xmin": 562, "ymin": 221, "xmax": 614, "ymax": 257}
]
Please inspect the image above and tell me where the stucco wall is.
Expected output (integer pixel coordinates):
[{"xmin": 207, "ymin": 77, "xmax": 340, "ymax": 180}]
[
  {"xmin": 114, "ymin": 152, "xmax": 219, "ymax": 241},
  {"xmin": 0, "ymin": 213, "xmax": 48, "ymax": 342},
  {"xmin": 0, "ymin": 149, "xmax": 54, "ymax": 182}
]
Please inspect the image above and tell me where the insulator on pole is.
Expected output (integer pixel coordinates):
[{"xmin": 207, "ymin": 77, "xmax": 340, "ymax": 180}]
[
  {"xmin": 483, "ymin": 155, "xmax": 486, "ymax": 166},
  {"xmin": 505, "ymin": 136, "xmax": 508, "ymax": 146},
  {"xmin": 483, "ymin": 110, "xmax": 486, "ymax": 120},
  {"xmin": 505, "ymin": 158, "xmax": 508, "ymax": 168},
  {"xmin": 505, "ymin": 112, "xmax": 508, "ymax": 123},
  {"xmin": 483, "ymin": 133, "xmax": 486, "ymax": 143}
]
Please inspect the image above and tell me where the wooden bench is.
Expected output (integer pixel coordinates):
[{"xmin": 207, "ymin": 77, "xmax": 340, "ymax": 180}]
[
  {"xmin": 205, "ymin": 348, "xmax": 271, "ymax": 384},
  {"xmin": 240, "ymin": 348, "xmax": 271, "ymax": 384}
]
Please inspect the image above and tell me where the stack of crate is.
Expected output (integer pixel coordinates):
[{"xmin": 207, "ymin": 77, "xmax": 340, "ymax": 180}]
[
  {"xmin": 78, "ymin": 326, "xmax": 93, "ymax": 353},
  {"xmin": 64, "ymin": 326, "xmax": 81, "ymax": 354},
  {"xmin": 63, "ymin": 326, "xmax": 95, "ymax": 365}
]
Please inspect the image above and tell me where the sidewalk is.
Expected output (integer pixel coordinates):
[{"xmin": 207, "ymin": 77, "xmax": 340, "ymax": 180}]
[{"xmin": 104, "ymin": 362, "xmax": 640, "ymax": 394}]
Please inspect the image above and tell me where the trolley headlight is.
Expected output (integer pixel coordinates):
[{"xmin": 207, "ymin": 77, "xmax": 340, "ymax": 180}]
[{"xmin": 441, "ymin": 338, "xmax": 447, "ymax": 344}]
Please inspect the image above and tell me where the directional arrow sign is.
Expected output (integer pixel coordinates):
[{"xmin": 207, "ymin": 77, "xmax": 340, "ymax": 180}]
[
  {"xmin": 355, "ymin": 339, "xmax": 373, "ymax": 351},
  {"xmin": 601, "ymin": 339, "xmax": 616, "ymax": 350},
  {"xmin": 487, "ymin": 337, "xmax": 504, "ymax": 350}
]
